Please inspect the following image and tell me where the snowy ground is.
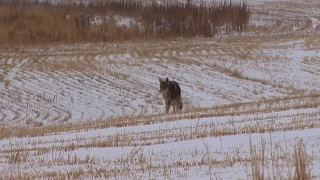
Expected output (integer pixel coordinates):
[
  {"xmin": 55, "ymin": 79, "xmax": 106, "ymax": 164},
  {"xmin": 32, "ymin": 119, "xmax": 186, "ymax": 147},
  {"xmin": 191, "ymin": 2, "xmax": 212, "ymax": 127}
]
[
  {"xmin": 1, "ymin": 31, "xmax": 319, "ymax": 126},
  {"xmin": 0, "ymin": 101, "xmax": 319, "ymax": 179},
  {"xmin": 0, "ymin": 0, "xmax": 320, "ymax": 179}
]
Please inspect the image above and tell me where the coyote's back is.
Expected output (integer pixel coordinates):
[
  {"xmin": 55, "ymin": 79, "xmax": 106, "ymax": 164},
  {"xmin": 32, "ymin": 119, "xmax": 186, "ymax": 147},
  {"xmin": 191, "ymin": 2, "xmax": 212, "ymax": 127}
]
[{"xmin": 159, "ymin": 77, "xmax": 183, "ymax": 113}]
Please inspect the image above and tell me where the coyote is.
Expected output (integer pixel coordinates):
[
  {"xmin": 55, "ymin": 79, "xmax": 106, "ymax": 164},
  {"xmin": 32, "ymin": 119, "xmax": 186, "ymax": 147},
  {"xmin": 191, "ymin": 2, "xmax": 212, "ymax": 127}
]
[{"xmin": 159, "ymin": 77, "xmax": 183, "ymax": 113}]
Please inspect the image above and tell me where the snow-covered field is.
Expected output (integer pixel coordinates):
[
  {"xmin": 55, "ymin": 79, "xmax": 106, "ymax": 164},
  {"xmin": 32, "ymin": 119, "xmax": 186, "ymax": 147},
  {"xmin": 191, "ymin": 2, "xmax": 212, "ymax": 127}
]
[{"xmin": 0, "ymin": 0, "xmax": 320, "ymax": 179}]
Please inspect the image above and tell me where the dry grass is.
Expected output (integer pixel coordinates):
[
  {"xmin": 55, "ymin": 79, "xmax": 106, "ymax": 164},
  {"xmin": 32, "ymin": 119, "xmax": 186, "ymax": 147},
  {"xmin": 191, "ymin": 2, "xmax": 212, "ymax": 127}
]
[
  {"xmin": 292, "ymin": 140, "xmax": 313, "ymax": 180},
  {"xmin": 246, "ymin": 137, "xmax": 314, "ymax": 180},
  {"xmin": 0, "ymin": 0, "xmax": 249, "ymax": 45},
  {"xmin": 0, "ymin": 131, "xmax": 317, "ymax": 179},
  {"xmin": 0, "ymin": 93, "xmax": 319, "ymax": 140}
]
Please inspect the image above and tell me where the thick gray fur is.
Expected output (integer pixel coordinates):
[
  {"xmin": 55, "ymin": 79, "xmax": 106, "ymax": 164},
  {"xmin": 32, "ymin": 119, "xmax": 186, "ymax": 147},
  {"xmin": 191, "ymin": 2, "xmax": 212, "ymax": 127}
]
[{"xmin": 159, "ymin": 77, "xmax": 183, "ymax": 113}]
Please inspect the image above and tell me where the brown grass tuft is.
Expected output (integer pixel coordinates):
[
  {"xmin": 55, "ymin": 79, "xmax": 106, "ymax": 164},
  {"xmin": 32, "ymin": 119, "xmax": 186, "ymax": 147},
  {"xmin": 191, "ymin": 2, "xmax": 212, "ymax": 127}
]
[{"xmin": 293, "ymin": 139, "xmax": 312, "ymax": 180}]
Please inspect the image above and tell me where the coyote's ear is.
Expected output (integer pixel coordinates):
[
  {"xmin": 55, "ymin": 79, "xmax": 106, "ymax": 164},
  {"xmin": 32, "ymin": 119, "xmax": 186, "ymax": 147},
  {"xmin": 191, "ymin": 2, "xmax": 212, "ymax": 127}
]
[
  {"xmin": 165, "ymin": 77, "xmax": 169, "ymax": 83},
  {"xmin": 159, "ymin": 77, "xmax": 162, "ymax": 83}
]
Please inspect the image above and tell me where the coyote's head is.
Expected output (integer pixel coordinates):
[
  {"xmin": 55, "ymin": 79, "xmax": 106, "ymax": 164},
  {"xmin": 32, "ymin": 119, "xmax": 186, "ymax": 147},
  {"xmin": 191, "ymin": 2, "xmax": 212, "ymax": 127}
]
[{"xmin": 159, "ymin": 77, "xmax": 169, "ymax": 93}]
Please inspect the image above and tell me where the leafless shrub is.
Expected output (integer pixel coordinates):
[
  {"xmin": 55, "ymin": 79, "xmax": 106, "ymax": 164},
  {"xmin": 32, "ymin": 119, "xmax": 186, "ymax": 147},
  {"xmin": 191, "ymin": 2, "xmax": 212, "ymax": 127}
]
[
  {"xmin": 75, "ymin": 13, "xmax": 90, "ymax": 33},
  {"xmin": 0, "ymin": 0, "xmax": 250, "ymax": 45}
]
